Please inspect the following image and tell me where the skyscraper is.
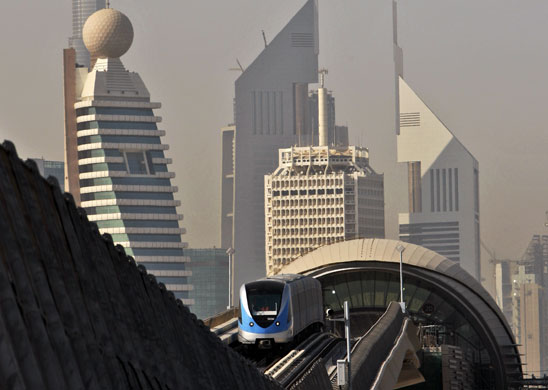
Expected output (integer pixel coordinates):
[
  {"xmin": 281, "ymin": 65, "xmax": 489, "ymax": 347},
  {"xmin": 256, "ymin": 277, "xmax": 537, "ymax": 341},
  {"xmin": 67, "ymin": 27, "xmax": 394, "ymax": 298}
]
[
  {"xmin": 397, "ymin": 78, "xmax": 480, "ymax": 279},
  {"xmin": 185, "ymin": 248, "xmax": 229, "ymax": 319},
  {"xmin": 69, "ymin": 0, "xmax": 106, "ymax": 68},
  {"xmin": 393, "ymin": 1, "xmax": 480, "ymax": 280},
  {"xmin": 264, "ymin": 145, "xmax": 384, "ymax": 276},
  {"xmin": 64, "ymin": 8, "xmax": 192, "ymax": 305},
  {"xmin": 221, "ymin": 0, "xmax": 319, "ymax": 293}
]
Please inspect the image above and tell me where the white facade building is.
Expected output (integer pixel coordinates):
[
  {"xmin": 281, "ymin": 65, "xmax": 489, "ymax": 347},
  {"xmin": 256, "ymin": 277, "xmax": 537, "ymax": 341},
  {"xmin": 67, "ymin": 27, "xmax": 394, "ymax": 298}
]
[
  {"xmin": 265, "ymin": 146, "xmax": 384, "ymax": 276},
  {"xmin": 397, "ymin": 77, "xmax": 480, "ymax": 279},
  {"xmin": 392, "ymin": 0, "xmax": 480, "ymax": 280}
]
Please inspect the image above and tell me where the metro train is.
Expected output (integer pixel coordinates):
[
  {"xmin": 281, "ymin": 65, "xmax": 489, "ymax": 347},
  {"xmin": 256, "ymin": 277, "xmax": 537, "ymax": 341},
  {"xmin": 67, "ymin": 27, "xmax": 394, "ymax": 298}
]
[{"xmin": 238, "ymin": 274, "xmax": 323, "ymax": 348}]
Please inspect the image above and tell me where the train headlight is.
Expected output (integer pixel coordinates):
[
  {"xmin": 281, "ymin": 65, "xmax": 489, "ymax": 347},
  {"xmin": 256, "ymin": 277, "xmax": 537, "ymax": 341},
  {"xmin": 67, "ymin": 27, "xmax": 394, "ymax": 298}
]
[
  {"xmin": 275, "ymin": 321, "xmax": 280, "ymax": 326},
  {"xmin": 249, "ymin": 322, "xmax": 254, "ymax": 327}
]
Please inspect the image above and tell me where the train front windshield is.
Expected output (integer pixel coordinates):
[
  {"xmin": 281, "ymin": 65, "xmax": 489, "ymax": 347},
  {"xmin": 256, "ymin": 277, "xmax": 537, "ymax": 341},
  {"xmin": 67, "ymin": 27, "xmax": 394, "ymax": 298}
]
[{"xmin": 245, "ymin": 281, "xmax": 284, "ymax": 327}]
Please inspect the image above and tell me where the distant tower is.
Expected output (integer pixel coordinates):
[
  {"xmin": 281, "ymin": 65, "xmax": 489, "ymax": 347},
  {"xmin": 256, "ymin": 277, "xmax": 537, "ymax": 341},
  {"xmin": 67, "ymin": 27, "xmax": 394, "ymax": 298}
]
[
  {"xmin": 69, "ymin": 0, "xmax": 107, "ymax": 68},
  {"xmin": 65, "ymin": 8, "xmax": 192, "ymax": 305},
  {"xmin": 394, "ymin": 2, "xmax": 480, "ymax": 280},
  {"xmin": 220, "ymin": 0, "xmax": 319, "ymax": 294},
  {"xmin": 31, "ymin": 159, "xmax": 65, "ymax": 191}
]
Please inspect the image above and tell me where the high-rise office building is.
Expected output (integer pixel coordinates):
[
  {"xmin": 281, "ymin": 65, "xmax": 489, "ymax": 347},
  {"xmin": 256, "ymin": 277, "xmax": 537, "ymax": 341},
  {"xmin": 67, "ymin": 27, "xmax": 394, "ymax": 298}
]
[
  {"xmin": 397, "ymin": 77, "xmax": 480, "ymax": 279},
  {"xmin": 495, "ymin": 259, "xmax": 519, "ymax": 324},
  {"xmin": 393, "ymin": 2, "xmax": 480, "ymax": 280},
  {"xmin": 69, "ymin": 0, "xmax": 106, "ymax": 68},
  {"xmin": 186, "ymin": 248, "xmax": 229, "ymax": 319},
  {"xmin": 495, "ymin": 235, "xmax": 548, "ymax": 377},
  {"xmin": 31, "ymin": 158, "xmax": 65, "ymax": 191},
  {"xmin": 264, "ymin": 145, "xmax": 384, "ymax": 275},
  {"xmin": 511, "ymin": 266, "xmax": 546, "ymax": 377},
  {"xmin": 220, "ymin": 0, "xmax": 319, "ymax": 293},
  {"xmin": 63, "ymin": 8, "xmax": 192, "ymax": 304}
]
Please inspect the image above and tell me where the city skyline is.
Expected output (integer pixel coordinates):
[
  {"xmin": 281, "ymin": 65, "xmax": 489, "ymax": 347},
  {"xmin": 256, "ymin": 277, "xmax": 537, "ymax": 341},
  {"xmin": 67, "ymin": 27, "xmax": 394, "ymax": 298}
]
[{"xmin": 1, "ymin": 0, "xmax": 548, "ymax": 263}]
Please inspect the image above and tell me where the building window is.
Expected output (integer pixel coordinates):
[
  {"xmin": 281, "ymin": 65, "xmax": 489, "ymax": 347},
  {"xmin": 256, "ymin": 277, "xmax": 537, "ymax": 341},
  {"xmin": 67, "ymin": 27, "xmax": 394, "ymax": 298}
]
[
  {"xmin": 442, "ymin": 169, "xmax": 447, "ymax": 212},
  {"xmin": 448, "ymin": 168, "xmax": 453, "ymax": 211},
  {"xmin": 430, "ymin": 170, "xmax": 434, "ymax": 212},
  {"xmin": 436, "ymin": 169, "xmax": 440, "ymax": 212},
  {"xmin": 455, "ymin": 168, "xmax": 459, "ymax": 212},
  {"xmin": 122, "ymin": 150, "xmax": 155, "ymax": 175}
]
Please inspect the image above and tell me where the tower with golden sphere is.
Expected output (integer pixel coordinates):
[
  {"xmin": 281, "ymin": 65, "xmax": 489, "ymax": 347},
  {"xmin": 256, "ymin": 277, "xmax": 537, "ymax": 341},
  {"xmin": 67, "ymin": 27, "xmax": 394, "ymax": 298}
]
[{"xmin": 63, "ymin": 8, "xmax": 192, "ymax": 305}]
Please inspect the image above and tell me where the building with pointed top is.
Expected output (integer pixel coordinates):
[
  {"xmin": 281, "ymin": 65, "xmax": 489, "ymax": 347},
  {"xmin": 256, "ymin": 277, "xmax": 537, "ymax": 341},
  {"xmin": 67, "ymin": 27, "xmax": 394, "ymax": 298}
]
[
  {"xmin": 397, "ymin": 78, "xmax": 480, "ymax": 279},
  {"xmin": 64, "ymin": 8, "xmax": 192, "ymax": 305},
  {"xmin": 221, "ymin": 0, "xmax": 319, "ymax": 294},
  {"xmin": 393, "ymin": 1, "xmax": 480, "ymax": 280}
]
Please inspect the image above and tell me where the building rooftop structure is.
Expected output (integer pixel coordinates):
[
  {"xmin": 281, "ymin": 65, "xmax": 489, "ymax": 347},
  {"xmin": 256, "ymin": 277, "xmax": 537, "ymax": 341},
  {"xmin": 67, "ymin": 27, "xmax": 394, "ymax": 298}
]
[{"xmin": 274, "ymin": 145, "xmax": 370, "ymax": 173}]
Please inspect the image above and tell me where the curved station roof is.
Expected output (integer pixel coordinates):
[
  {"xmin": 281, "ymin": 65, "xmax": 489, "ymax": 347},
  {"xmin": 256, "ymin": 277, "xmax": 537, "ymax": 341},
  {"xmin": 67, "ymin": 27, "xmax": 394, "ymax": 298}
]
[{"xmin": 275, "ymin": 238, "xmax": 522, "ymax": 389}]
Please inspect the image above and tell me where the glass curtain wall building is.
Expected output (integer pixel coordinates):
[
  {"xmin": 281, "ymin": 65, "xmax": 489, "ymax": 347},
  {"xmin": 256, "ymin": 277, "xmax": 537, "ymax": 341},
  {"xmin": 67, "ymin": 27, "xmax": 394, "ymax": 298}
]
[
  {"xmin": 69, "ymin": 0, "xmax": 106, "ymax": 68},
  {"xmin": 186, "ymin": 249, "xmax": 229, "ymax": 319},
  {"xmin": 31, "ymin": 159, "xmax": 65, "ymax": 191}
]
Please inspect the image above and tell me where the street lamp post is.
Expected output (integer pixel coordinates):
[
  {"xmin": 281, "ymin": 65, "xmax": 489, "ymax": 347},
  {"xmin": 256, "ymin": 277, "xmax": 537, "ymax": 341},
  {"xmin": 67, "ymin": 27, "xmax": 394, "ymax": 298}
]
[
  {"xmin": 396, "ymin": 244, "xmax": 406, "ymax": 313},
  {"xmin": 328, "ymin": 300, "xmax": 351, "ymax": 389},
  {"xmin": 226, "ymin": 248, "xmax": 235, "ymax": 309}
]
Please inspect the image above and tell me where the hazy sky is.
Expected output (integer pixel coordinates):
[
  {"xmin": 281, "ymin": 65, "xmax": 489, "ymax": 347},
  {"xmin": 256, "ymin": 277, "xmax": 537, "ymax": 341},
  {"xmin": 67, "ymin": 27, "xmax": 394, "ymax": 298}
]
[{"xmin": 1, "ymin": 0, "xmax": 547, "ymax": 268}]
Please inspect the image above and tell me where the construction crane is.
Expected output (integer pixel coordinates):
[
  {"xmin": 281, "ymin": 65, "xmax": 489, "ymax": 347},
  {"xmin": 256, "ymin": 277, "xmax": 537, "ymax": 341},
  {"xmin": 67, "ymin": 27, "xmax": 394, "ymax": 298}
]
[
  {"xmin": 481, "ymin": 240, "xmax": 497, "ymax": 265},
  {"xmin": 228, "ymin": 59, "xmax": 245, "ymax": 73},
  {"xmin": 262, "ymin": 30, "xmax": 268, "ymax": 48}
]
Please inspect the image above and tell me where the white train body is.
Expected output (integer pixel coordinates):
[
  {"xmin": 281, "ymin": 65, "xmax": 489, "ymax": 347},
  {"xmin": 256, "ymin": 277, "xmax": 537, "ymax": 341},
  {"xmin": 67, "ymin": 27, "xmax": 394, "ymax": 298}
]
[{"xmin": 238, "ymin": 274, "xmax": 323, "ymax": 345}]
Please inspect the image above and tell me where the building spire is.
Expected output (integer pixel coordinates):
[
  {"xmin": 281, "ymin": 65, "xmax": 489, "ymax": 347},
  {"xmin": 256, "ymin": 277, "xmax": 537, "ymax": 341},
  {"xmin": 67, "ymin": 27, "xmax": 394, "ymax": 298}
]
[{"xmin": 318, "ymin": 69, "xmax": 329, "ymax": 146}]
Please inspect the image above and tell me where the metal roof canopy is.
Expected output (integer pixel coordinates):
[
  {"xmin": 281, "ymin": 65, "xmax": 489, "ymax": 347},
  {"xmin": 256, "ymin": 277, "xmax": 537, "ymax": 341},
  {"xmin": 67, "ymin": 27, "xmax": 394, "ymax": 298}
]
[{"xmin": 275, "ymin": 238, "xmax": 523, "ymax": 389}]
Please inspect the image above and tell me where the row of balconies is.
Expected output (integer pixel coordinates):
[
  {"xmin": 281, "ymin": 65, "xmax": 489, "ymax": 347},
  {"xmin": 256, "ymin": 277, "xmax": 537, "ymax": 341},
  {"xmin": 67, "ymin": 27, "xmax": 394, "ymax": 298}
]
[
  {"xmin": 270, "ymin": 209, "xmax": 344, "ymax": 218},
  {"xmin": 271, "ymin": 217, "xmax": 344, "ymax": 227},
  {"xmin": 272, "ymin": 235, "xmax": 344, "ymax": 246},
  {"xmin": 271, "ymin": 177, "xmax": 344, "ymax": 188},
  {"xmin": 271, "ymin": 238, "xmax": 344, "ymax": 256},
  {"xmin": 271, "ymin": 188, "xmax": 345, "ymax": 197},
  {"xmin": 271, "ymin": 198, "xmax": 344, "ymax": 207},
  {"xmin": 271, "ymin": 227, "xmax": 345, "ymax": 236}
]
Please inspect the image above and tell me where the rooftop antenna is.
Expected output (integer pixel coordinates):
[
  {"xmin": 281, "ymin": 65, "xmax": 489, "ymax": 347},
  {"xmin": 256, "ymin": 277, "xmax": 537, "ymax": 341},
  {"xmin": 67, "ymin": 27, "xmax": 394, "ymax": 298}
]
[
  {"xmin": 262, "ymin": 30, "xmax": 268, "ymax": 48},
  {"xmin": 318, "ymin": 68, "xmax": 328, "ymax": 88}
]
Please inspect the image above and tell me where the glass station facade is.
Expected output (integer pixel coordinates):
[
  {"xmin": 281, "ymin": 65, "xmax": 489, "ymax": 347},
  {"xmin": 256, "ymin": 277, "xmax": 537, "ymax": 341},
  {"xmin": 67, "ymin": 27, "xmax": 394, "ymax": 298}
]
[{"xmin": 316, "ymin": 265, "xmax": 513, "ymax": 389}]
